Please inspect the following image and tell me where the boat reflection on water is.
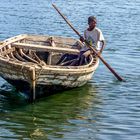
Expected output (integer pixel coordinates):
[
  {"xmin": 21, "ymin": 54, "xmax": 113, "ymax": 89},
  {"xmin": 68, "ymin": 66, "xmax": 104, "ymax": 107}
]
[{"xmin": 0, "ymin": 80, "xmax": 103, "ymax": 139}]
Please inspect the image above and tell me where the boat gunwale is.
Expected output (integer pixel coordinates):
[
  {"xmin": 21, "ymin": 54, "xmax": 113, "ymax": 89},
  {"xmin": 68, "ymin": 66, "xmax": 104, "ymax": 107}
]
[{"xmin": 0, "ymin": 54, "xmax": 99, "ymax": 72}]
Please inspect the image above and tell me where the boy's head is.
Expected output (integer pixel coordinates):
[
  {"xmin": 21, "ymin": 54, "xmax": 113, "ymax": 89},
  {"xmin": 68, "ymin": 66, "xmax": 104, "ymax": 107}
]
[
  {"xmin": 88, "ymin": 16, "xmax": 97, "ymax": 30},
  {"xmin": 88, "ymin": 16, "xmax": 97, "ymax": 24}
]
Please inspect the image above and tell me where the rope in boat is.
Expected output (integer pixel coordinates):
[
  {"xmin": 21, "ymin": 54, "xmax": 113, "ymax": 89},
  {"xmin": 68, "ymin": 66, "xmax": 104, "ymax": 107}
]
[
  {"xmin": 31, "ymin": 63, "xmax": 44, "ymax": 101},
  {"xmin": 20, "ymin": 62, "xmax": 44, "ymax": 82},
  {"xmin": 20, "ymin": 63, "xmax": 43, "ymax": 101},
  {"xmin": 33, "ymin": 64, "xmax": 44, "ymax": 81}
]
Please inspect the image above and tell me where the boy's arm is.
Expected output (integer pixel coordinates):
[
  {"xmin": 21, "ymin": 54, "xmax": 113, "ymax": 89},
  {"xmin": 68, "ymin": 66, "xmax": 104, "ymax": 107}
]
[{"xmin": 99, "ymin": 40, "xmax": 106, "ymax": 53}]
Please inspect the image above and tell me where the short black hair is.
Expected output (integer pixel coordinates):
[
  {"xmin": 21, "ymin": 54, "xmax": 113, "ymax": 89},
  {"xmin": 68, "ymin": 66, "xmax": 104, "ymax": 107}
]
[{"xmin": 88, "ymin": 16, "xmax": 97, "ymax": 23}]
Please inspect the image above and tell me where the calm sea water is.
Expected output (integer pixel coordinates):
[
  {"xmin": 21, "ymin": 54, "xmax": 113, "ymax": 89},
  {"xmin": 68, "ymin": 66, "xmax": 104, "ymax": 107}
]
[{"xmin": 0, "ymin": 0, "xmax": 140, "ymax": 140}]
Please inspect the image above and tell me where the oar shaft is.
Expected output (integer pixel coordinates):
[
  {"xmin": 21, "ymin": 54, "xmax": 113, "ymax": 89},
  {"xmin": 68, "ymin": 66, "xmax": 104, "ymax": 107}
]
[
  {"xmin": 52, "ymin": 4, "xmax": 124, "ymax": 81},
  {"xmin": 52, "ymin": 4, "xmax": 82, "ymax": 38},
  {"xmin": 84, "ymin": 41, "xmax": 123, "ymax": 81},
  {"xmin": 97, "ymin": 52, "xmax": 123, "ymax": 81}
]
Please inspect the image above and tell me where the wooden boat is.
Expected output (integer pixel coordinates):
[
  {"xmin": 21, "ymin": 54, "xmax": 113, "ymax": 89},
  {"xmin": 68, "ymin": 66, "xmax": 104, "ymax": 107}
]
[{"xmin": 0, "ymin": 34, "xmax": 99, "ymax": 100}]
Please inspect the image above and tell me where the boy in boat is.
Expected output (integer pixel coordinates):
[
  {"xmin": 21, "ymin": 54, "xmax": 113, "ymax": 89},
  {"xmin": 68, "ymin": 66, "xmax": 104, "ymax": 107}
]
[
  {"xmin": 57, "ymin": 16, "xmax": 105, "ymax": 65},
  {"xmin": 77, "ymin": 16, "xmax": 105, "ymax": 65}
]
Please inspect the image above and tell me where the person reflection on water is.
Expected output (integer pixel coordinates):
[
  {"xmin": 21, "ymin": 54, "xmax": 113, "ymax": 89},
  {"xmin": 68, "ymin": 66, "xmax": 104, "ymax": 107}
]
[{"xmin": 56, "ymin": 16, "xmax": 105, "ymax": 66}]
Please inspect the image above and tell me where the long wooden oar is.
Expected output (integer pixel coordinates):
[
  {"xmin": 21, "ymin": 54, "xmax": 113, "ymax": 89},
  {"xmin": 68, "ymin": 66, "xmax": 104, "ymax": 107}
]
[{"xmin": 52, "ymin": 4, "xmax": 124, "ymax": 81}]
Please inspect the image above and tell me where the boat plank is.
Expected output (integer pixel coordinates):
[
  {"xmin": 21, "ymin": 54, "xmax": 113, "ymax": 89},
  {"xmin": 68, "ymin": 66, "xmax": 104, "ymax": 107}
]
[{"xmin": 12, "ymin": 42, "xmax": 80, "ymax": 54}]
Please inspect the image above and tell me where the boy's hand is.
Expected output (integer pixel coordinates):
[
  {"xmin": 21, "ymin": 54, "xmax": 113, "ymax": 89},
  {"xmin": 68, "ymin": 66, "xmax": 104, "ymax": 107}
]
[{"xmin": 80, "ymin": 36, "xmax": 84, "ymax": 42}]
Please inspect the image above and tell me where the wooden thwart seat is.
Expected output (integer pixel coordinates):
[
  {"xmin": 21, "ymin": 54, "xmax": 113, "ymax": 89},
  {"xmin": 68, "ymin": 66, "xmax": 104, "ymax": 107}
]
[{"xmin": 12, "ymin": 42, "xmax": 80, "ymax": 54}]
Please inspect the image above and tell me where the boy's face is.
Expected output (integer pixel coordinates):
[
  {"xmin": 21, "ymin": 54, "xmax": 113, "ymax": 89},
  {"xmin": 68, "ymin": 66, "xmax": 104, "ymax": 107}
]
[{"xmin": 88, "ymin": 20, "xmax": 96, "ymax": 29}]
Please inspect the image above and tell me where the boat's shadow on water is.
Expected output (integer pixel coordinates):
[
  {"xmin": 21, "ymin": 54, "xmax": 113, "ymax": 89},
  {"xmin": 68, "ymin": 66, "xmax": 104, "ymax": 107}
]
[
  {"xmin": 0, "ymin": 80, "xmax": 100, "ymax": 106},
  {"xmin": 0, "ymin": 82, "xmax": 68, "ymax": 104},
  {"xmin": 0, "ymin": 81, "xmax": 66, "ymax": 104},
  {"xmin": 0, "ymin": 80, "xmax": 99, "ymax": 104}
]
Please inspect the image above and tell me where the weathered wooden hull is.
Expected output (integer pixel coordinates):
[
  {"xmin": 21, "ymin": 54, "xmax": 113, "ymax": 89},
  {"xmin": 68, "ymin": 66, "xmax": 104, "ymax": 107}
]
[{"xmin": 0, "ymin": 34, "xmax": 99, "ymax": 99}]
